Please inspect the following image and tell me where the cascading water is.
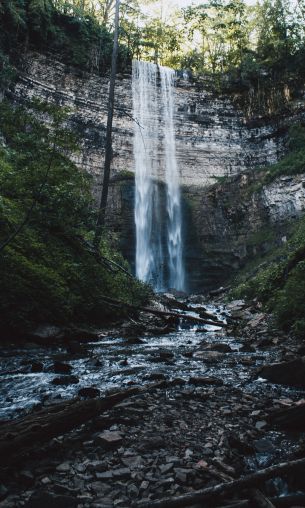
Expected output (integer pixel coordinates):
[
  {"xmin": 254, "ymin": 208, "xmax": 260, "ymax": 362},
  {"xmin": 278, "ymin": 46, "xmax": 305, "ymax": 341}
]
[
  {"xmin": 160, "ymin": 67, "xmax": 185, "ymax": 291},
  {"xmin": 132, "ymin": 60, "xmax": 185, "ymax": 291}
]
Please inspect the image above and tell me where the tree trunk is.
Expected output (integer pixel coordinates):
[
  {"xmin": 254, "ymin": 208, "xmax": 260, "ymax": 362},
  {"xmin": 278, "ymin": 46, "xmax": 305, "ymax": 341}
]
[
  {"xmin": 94, "ymin": 0, "xmax": 120, "ymax": 248},
  {"xmin": 0, "ymin": 382, "xmax": 165, "ymax": 468}
]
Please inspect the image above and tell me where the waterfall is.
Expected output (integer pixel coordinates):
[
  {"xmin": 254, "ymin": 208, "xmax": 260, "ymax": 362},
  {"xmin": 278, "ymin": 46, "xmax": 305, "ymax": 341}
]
[{"xmin": 132, "ymin": 60, "xmax": 185, "ymax": 292}]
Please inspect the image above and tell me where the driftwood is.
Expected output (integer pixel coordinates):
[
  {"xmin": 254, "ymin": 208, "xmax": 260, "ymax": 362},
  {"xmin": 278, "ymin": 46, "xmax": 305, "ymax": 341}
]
[
  {"xmin": 100, "ymin": 296, "xmax": 226, "ymax": 327},
  {"xmin": 268, "ymin": 402, "xmax": 305, "ymax": 430},
  {"xmin": 0, "ymin": 382, "xmax": 165, "ymax": 468},
  {"xmin": 250, "ymin": 489, "xmax": 275, "ymax": 508},
  {"xmin": 133, "ymin": 456, "xmax": 305, "ymax": 508},
  {"xmin": 217, "ymin": 494, "xmax": 305, "ymax": 508}
]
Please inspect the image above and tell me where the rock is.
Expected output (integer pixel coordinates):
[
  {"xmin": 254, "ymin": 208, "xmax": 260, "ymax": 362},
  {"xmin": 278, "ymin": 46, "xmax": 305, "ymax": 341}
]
[
  {"xmin": 248, "ymin": 313, "xmax": 267, "ymax": 328},
  {"xmin": 159, "ymin": 463, "xmax": 174, "ymax": 474},
  {"xmin": 255, "ymin": 420, "xmax": 267, "ymax": 430},
  {"xmin": 259, "ymin": 357, "xmax": 305, "ymax": 388},
  {"xmin": 56, "ymin": 462, "xmax": 70, "ymax": 472},
  {"xmin": 19, "ymin": 470, "xmax": 35, "ymax": 486},
  {"xmin": 51, "ymin": 375, "xmax": 79, "ymax": 385},
  {"xmin": 145, "ymin": 372, "xmax": 167, "ymax": 381},
  {"xmin": 25, "ymin": 492, "xmax": 78, "ymax": 508},
  {"xmin": 30, "ymin": 325, "xmax": 64, "ymax": 341},
  {"xmin": 193, "ymin": 351, "xmax": 224, "ymax": 363},
  {"xmin": 228, "ymin": 434, "xmax": 254, "ymax": 455},
  {"xmin": 139, "ymin": 436, "xmax": 166, "ymax": 451},
  {"xmin": 121, "ymin": 456, "xmax": 143, "ymax": 469},
  {"xmin": 125, "ymin": 336, "xmax": 145, "ymax": 345},
  {"xmin": 30, "ymin": 361, "xmax": 44, "ymax": 373},
  {"xmin": 66, "ymin": 342, "xmax": 88, "ymax": 356},
  {"xmin": 52, "ymin": 361, "xmax": 72, "ymax": 374},
  {"xmin": 95, "ymin": 471, "xmax": 113, "ymax": 480},
  {"xmin": 78, "ymin": 387, "xmax": 100, "ymax": 398},
  {"xmin": 112, "ymin": 468, "xmax": 131, "ymax": 480},
  {"xmin": 201, "ymin": 343, "xmax": 232, "ymax": 353},
  {"xmin": 239, "ymin": 344, "xmax": 256, "ymax": 353},
  {"xmin": 95, "ymin": 430, "xmax": 123, "ymax": 448},
  {"xmin": 226, "ymin": 300, "xmax": 246, "ymax": 312},
  {"xmin": 254, "ymin": 438, "xmax": 275, "ymax": 453},
  {"xmin": 0, "ymin": 484, "xmax": 8, "ymax": 501},
  {"xmin": 189, "ymin": 376, "xmax": 223, "ymax": 386}
]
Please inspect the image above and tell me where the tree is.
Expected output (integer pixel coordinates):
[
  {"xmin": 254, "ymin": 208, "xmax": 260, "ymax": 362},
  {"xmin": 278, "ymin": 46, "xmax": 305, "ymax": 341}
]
[{"xmin": 94, "ymin": 0, "xmax": 120, "ymax": 248}]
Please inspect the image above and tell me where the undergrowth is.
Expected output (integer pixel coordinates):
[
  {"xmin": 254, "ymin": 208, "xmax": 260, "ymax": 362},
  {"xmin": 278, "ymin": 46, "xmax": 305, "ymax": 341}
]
[{"xmin": 0, "ymin": 100, "xmax": 150, "ymax": 336}]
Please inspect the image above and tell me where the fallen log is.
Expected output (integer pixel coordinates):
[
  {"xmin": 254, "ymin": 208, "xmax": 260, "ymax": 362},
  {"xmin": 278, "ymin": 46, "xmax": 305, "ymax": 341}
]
[
  {"xmin": 101, "ymin": 296, "xmax": 226, "ymax": 327},
  {"xmin": 250, "ymin": 489, "xmax": 275, "ymax": 508},
  {"xmin": 0, "ymin": 382, "xmax": 165, "ymax": 468},
  {"xmin": 132, "ymin": 456, "xmax": 305, "ymax": 508}
]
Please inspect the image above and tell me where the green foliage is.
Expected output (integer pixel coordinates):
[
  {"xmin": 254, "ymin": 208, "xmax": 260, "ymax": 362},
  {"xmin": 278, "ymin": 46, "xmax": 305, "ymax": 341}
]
[
  {"xmin": 0, "ymin": 0, "xmax": 130, "ymax": 82},
  {"xmin": 0, "ymin": 101, "xmax": 150, "ymax": 335},
  {"xmin": 260, "ymin": 124, "xmax": 305, "ymax": 185},
  {"xmin": 231, "ymin": 216, "xmax": 305, "ymax": 336}
]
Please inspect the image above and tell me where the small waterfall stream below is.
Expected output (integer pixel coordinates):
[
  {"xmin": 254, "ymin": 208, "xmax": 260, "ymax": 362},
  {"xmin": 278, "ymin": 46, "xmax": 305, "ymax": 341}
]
[{"xmin": 133, "ymin": 60, "xmax": 185, "ymax": 291}]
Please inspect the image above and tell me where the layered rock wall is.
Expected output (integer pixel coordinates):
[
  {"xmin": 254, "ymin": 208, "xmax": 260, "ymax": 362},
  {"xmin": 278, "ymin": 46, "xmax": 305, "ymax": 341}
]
[{"xmin": 9, "ymin": 52, "xmax": 305, "ymax": 291}]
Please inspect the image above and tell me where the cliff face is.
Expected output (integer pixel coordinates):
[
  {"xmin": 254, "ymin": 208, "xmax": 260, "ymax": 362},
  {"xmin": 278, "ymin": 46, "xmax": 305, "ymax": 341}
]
[{"xmin": 10, "ymin": 52, "xmax": 305, "ymax": 292}]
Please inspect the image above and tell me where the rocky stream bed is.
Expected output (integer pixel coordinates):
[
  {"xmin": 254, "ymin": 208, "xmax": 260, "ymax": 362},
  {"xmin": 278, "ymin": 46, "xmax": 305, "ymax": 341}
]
[{"xmin": 0, "ymin": 297, "xmax": 305, "ymax": 508}]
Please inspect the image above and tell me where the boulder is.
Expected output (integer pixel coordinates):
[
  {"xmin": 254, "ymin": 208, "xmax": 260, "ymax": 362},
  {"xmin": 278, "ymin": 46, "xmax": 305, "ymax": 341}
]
[
  {"xmin": 78, "ymin": 387, "xmax": 100, "ymax": 398},
  {"xmin": 259, "ymin": 357, "xmax": 305, "ymax": 388},
  {"xmin": 52, "ymin": 361, "xmax": 72, "ymax": 374},
  {"xmin": 51, "ymin": 375, "xmax": 79, "ymax": 385}
]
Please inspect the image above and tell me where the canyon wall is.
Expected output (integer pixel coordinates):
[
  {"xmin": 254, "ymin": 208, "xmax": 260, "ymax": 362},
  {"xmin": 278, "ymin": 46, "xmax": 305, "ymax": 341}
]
[{"xmin": 10, "ymin": 52, "xmax": 305, "ymax": 291}]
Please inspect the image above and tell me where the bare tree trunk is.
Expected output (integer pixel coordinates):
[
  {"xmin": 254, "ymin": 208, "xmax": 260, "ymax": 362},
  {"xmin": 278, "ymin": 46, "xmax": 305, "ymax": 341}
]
[{"xmin": 94, "ymin": 0, "xmax": 120, "ymax": 248}]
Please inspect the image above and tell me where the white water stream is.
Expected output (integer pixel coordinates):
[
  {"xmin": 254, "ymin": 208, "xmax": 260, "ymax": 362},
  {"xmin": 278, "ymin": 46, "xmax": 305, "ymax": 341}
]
[{"xmin": 133, "ymin": 60, "xmax": 185, "ymax": 291}]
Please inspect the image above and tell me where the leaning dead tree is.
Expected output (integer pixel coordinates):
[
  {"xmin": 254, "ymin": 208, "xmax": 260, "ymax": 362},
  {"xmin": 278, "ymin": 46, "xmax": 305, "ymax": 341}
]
[{"xmin": 94, "ymin": 0, "xmax": 121, "ymax": 248}]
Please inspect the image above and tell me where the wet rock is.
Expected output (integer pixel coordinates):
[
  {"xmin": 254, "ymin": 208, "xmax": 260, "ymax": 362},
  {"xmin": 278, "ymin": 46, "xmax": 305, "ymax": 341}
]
[
  {"xmin": 125, "ymin": 336, "xmax": 145, "ymax": 345},
  {"xmin": 51, "ymin": 375, "xmax": 79, "ymax": 385},
  {"xmin": 95, "ymin": 430, "xmax": 123, "ymax": 448},
  {"xmin": 145, "ymin": 372, "xmax": 167, "ymax": 381},
  {"xmin": 189, "ymin": 376, "xmax": 223, "ymax": 386},
  {"xmin": 66, "ymin": 327, "xmax": 101, "ymax": 341},
  {"xmin": 259, "ymin": 357, "xmax": 305, "ymax": 387},
  {"xmin": 160, "ymin": 293, "xmax": 190, "ymax": 311},
  {"xmin": 254, "ymin": 438, "xmax": 275, "ymax": 453},
  {"xmin": 193, "ymin": 351, "xmax": 224, "ymax": 363},
  {"xmin": 52, "ymin": 361, "xmax": 72, "ymax": 374},
  {"xmin": 30, "ymin": 361, "xmax": 44, "ymax": 373},
  {"xmin": 201, "ymin": 343, "xmax": 232, "ymax": 353},
  {"xmin": 25, "ymin": 492, "xmax": 78, "ymax": 508},
  {"xmin": 78, "ymin": 387, "xmax": 100, "ymax": 398},
  {"xmin": 239, "ymin": 344, "xmax": 256, "ymax": 353},
  {"xmin": 66, "ymin": 342, "xmax": 88, "ymax": 356}
]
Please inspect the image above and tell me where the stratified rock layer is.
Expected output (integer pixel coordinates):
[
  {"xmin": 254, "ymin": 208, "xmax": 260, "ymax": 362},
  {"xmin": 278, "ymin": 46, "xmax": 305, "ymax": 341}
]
[{"xmin": 10, "ymin": 53, "xmax": 305, "ymax": 291}]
